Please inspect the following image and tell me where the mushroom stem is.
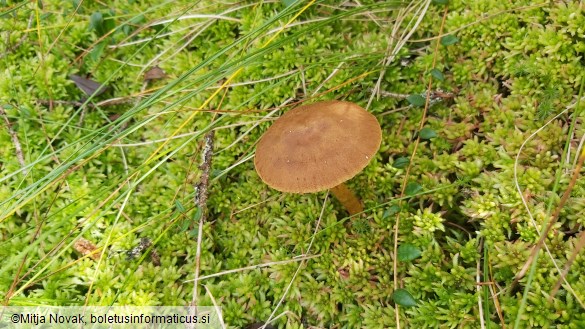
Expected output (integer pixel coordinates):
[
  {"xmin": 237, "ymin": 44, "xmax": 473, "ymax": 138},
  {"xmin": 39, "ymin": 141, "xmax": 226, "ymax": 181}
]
[{"xmin": 330, "ymin": 183, "xmax": 363, "ymax": 216}]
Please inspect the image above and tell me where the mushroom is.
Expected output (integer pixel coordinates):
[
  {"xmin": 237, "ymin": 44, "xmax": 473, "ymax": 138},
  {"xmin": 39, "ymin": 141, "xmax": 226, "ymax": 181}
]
[{"xmin": 254, "ymin": 100, "xmax": 382, "ymax": 215}]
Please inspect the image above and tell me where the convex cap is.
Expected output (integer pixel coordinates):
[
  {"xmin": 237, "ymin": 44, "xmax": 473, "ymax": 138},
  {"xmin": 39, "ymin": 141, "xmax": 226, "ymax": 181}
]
[{"xmin": 254, "ymin": 100, "xmax": 382, "ymax": 193}]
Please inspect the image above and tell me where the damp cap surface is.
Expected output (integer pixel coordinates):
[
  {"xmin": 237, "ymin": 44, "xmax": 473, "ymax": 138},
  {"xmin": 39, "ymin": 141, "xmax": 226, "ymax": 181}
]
[{"xmin": 254, "ymin": 100, "xmax": 382, "ymax": 193}]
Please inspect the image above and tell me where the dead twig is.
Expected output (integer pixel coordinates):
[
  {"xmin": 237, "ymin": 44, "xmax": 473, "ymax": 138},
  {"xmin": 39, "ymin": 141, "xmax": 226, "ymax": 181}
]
[
  {"xmin": 36, "ymin": 97, "xmax": 136, "ymax": 108},
  {"xmin": 0, "ymin": 105, "xmax": 27, "ymax": 174},
  {"xmin": 549, "ymin": 230, "xmax": 585, "ymax": 300},
  {"xmin": 183, "ymin": 254, "xmax": 321, "ymax": 283},
  {"xmin": 514, "ymin": 149, "xmax": 585, "ymax": 284},
  {"xmin": 191, "ymin": 130, "xmax": 215, "ymax": 307}
]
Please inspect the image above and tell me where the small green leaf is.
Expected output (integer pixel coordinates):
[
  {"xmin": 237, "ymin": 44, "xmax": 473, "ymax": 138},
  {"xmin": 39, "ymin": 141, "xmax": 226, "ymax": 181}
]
[
  {"xmin": 179, "ymin": 219, "xmax": 190, "ymax": 233},
  {"xmin": 432, "ymin": 0, "xmax": 448, "ymax": 5},
  {"xmin": 193, "ymin": 207, "xmax": 202, "ymax": 221},
  {"xmin": 398, "ymin": 244, "xmax": 422, "ymax": 261},
  {"xmin": 89, "ymin": 12, "xmax": 103, "ymax": 32},
  {"xmin": 405, "ymin": 182, "xmax": 422, "ymax": 196},
  {"xmin": 89, "ymin": 11, "xmax": 115, "ymax": 37},
  {"xmin": 406, "ymin": 94, "xmax": 425, "ymax": 107},
  {"xmin": 89, "ymin": 41, "xmax": 106, "ymax": 62},
  {"xmin": 393, "ymin": 157, "xmax": 409, "ymax": 169},
  {"xmin": 441, "ymin": 34, "xmax": 459, "ymax": 46},
  {"xmin": 383, "ymin": 205, "xmax": 401, "ymax": 219},
  {"xmin": 430, "ymin": 68, "xmax": 445, "ymax": 81},
  {"xmin": 419, "ymin": 127, "xmax": 437, "ymax": 140},
  {"xmin": 175, "ymin": 200, "xmax": 185, "ymax": 213},
  {"xmin": 393, "ymin": 289, "xmax": 417, "ymax": 307}
]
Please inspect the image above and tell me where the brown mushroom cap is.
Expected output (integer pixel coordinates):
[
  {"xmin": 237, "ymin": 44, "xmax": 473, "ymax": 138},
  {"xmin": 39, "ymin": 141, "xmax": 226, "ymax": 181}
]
[{"xmin": 254, "ymin": 100, "xmax": 382, "ymax": 193}]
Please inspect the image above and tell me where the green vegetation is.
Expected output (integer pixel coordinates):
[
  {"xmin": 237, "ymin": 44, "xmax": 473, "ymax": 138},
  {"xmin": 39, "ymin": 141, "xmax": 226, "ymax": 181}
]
[{"xmin": 1, "ymin": 0, "xmax": 585, "ymax": 327}]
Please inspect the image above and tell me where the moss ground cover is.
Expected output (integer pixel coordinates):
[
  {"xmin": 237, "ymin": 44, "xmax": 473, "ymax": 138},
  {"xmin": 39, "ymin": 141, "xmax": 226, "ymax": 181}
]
[{"xmin": 1, "ymin": 0, "xmax": 585, "ymax": 327}]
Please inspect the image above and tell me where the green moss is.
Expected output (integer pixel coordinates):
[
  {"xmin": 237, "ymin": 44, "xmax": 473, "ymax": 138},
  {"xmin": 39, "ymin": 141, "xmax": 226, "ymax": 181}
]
[{"xmin": 3, "ymin": 0, "xmax": 585, "ymax": 327}]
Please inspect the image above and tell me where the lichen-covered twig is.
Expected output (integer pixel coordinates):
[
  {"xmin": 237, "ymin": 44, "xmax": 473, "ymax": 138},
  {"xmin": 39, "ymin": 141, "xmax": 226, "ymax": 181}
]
[
  {"xmin": 0, "ymin": 105, "xmax": 27, "ymax": 174},
  {"xmin": 374, "ymin": 88, "xmax": 456, "ymax": 101},
  {"xmin": 191, "ymin": 130, "xmax": 215, "ymax": 307}
]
